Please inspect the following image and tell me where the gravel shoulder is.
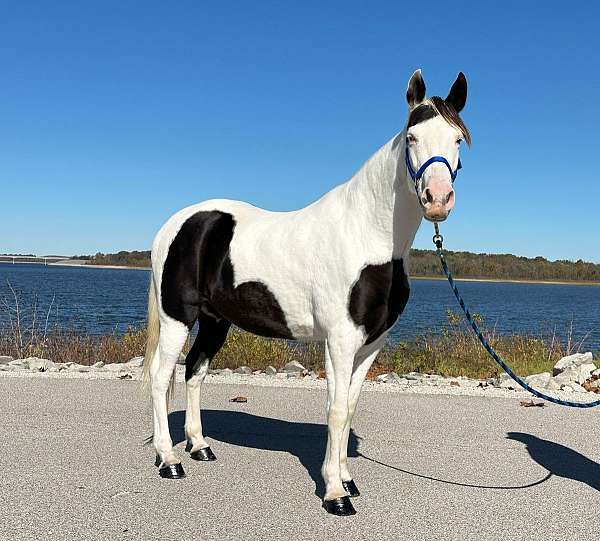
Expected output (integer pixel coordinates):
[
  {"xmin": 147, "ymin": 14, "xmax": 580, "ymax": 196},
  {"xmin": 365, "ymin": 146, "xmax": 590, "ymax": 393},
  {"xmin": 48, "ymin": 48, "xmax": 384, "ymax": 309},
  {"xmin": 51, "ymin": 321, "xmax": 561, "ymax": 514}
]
[{"xmin": 2, "ymin": 361, "xmax": 599, "ymax": 405}]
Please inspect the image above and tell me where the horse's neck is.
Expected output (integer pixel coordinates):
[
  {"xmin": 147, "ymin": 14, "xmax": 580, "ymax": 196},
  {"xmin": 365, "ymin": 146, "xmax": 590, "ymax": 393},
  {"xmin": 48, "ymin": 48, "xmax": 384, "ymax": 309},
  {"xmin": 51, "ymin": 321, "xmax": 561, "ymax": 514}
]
[{"xmin": 342, "ymin": 133, "xmax": 423, "ymax": 259}]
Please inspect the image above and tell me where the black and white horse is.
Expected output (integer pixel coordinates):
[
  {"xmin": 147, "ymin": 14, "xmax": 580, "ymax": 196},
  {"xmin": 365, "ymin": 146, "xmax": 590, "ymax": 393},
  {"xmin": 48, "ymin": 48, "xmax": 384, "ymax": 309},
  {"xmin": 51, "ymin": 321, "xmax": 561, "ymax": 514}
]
[{"xmin": 143, "ymin": 70, "xmax": 471, "ymax": 516}]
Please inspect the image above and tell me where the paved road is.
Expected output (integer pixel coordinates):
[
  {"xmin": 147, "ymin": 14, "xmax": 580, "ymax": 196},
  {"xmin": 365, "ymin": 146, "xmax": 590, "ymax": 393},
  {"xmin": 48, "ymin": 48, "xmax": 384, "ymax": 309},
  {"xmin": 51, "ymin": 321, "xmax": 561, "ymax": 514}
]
[{"xmin": 1, "ymin": 377, "xmax": 598, "ymax": 540}]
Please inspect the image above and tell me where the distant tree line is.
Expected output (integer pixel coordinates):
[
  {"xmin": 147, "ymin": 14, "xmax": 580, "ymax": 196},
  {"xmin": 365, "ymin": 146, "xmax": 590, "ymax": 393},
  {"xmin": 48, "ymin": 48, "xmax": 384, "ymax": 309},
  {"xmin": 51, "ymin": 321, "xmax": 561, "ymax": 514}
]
[
  {"xmin": 88, "ymin": 251, "xmax": 151, "ymax": 268},
  {"xmin": 410, "ymin": 249, "xmax": 600, "ymax": 282},
  {"xmin": 84, "ymin": 248, "xmax": 600, "ymax": 282}
]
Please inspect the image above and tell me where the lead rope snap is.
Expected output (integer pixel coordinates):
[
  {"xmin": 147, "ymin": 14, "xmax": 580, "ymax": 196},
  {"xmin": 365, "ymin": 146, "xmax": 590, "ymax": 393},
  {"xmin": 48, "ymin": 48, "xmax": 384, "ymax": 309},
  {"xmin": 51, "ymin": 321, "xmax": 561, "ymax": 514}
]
[
  {"xmin": 431, "ymin": 222, "xmax": 600, "ymax": 408},
  {"xmin": 432, "ymin": 223, "xmax": 444, "ymax": 251}
]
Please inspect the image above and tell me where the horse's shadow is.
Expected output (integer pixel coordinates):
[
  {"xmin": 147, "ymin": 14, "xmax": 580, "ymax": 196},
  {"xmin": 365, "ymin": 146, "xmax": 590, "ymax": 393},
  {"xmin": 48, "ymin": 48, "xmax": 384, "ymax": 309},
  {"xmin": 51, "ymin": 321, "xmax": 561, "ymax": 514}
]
[
  {"xmin": 168, "ymin": 409, "xmax": 360, "ymax": 497},
  {"xmin": 167, "ymin": 410, "xmax": 599, "ymax": 495},
  {"xmin": 506, "ymin": 432, "xmax": 599, "ymax": 492}
]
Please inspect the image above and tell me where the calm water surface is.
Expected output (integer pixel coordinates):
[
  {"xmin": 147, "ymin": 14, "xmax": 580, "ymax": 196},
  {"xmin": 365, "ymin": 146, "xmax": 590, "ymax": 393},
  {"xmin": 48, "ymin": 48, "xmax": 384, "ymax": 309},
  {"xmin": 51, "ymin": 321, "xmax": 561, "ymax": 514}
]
[{"xmin": 1, "ymin": 263, "xmax": 599, "ymax": 352}]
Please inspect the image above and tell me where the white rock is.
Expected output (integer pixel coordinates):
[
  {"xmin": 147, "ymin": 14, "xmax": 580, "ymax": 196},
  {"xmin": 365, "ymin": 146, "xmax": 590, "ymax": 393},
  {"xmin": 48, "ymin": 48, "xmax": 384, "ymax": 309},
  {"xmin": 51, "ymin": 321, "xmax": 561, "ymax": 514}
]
[
  {"xmin": 127, "ymin": 356, "xmax": 144, "ymax": 368},
  {"xmin": 0, "ymin": 355, "xmax": 13, "ymax": 365},
  {"xmin": 499, "ymin": 373, "xmax": 518, "ymax": 390},
  {"xmin": 282, "ymin": 361, "xmax": 306, "ymax": 373},
  {"xmin": 546, "ymin": 378, "xmax": 561, "ymax": 391},
  {"xmin": 66, "ymin": 363, "xmax": 84, "ymax": 372},
  {"xmin": 592, "ymin": 368, "xmax": 600, "ymax": 377},
  {"xmin": 221, "ymin": 368, "xmax": 233, "ymax": 375},
  {"xmin": 105, "ymin": 363, "xmax": 127, "ymax": 372},
  {"xmin": 376, "ymin": 372, "xmax": 406, "ymax": 384},
  {"xmin": 552, "ymin": 367, "xmax": 581, "ymax": 386},
  {"xmin": 553, "ymin": 352, "xmax": 593, "ymax": 375},
  {"xmin": 265, "ymin": 366, "xmax": 277, "ymax": 376},
  {"xmin": 524, "ymin": 372, "xmax": 552, "ymax": 389},
  {"xmin": 562, "ymin": 382, "xmax": 587, "ymax": 393},
  {"xmin": 27, "ymin": 358, "xmax": 54, "ymax": 372},
  {"xmin": 578, "ymin": 363, "xmax": 597, "ymax": 382},
  {"xmin": 8, "ymin": 359, "xmax": 25, "ymax": 368},
  {"xmin": 399, "ymin": 372, "xmax": 421, "ymax": 381},
  {"xmin": 234, "ymin": 366, "xmax": 252, "ymax": 375},
  {"xmin": 91, "ymin": 361, "xmax": 105, "ymax": 369}
]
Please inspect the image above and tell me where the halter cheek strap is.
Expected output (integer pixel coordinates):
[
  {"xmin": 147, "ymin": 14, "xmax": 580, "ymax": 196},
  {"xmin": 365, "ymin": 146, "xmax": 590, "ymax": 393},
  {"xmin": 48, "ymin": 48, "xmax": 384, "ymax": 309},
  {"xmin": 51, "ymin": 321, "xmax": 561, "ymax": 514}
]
[{"xmin": 405, "ymin": 147, "xmax": 462, "ymax": 185}]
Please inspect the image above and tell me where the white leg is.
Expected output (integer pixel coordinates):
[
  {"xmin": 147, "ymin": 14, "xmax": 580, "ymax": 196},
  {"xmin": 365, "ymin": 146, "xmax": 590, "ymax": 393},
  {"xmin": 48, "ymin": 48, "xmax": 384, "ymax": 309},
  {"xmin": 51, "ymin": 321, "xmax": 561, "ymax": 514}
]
[
  {"xmin": 152, "ymin": 319, "xmax": 188, "ymax": 467},
  {"xmin": 321, "ymin": 330, "xmax": 363, "ymax": 503},
  {"xmin": 340, "ymin": 342, "xmax": 383, "ymax": 483},
  {"xmin": 185, "ymin": 359, "xmax": 210, "ymax": 452}
]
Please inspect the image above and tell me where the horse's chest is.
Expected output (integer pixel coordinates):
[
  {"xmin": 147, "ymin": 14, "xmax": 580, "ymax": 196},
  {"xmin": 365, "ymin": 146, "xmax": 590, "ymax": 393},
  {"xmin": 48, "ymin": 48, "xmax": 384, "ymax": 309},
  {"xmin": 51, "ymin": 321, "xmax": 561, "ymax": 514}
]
[{"xmin": 348, "ymin": 259, "xmax": 410, "ymax": 344}]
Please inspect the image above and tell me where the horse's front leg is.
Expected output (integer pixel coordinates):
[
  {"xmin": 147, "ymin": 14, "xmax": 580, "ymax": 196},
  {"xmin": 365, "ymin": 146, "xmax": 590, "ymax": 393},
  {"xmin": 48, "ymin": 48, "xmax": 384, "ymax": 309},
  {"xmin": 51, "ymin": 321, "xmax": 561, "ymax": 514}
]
[
  {"xmin": 339, "ymin": 338, "xmax": 385, "ymax": 497},
  {"xmin": 321, "ymin": 330, "xmax": 363, "ymax": 516}
]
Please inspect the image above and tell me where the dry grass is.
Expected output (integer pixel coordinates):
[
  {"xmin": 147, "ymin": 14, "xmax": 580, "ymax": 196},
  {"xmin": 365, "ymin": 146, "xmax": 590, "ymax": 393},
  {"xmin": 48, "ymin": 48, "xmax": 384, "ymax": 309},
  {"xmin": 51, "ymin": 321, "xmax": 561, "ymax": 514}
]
[{"xmin": 380, "ymin": 311, "xmax": 582, "ymax": 379}]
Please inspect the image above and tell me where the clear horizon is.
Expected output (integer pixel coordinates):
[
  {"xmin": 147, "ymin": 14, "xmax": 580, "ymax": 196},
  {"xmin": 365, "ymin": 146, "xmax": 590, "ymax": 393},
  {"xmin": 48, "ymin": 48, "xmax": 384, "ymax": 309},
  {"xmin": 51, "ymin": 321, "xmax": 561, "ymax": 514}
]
[{"xmin": 2, "ymin": 2, "xmax": 599, "ymax": 263}]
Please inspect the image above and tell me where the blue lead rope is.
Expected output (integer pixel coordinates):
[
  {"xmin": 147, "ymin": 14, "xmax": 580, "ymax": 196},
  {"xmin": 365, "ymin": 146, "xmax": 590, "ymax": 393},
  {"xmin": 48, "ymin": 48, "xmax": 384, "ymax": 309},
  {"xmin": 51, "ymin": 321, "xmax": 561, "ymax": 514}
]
[{"xmin": 432, "ymin": 224, "xmax": 600, "ymax": 408}]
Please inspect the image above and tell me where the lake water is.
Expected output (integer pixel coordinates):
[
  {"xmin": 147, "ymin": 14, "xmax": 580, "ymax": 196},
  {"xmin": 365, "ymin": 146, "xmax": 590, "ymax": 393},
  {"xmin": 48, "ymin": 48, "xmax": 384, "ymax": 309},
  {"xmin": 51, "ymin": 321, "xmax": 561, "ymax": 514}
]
[{"xmin": 1, "ymin": 263, "xmax": 599, "ymax": 353}]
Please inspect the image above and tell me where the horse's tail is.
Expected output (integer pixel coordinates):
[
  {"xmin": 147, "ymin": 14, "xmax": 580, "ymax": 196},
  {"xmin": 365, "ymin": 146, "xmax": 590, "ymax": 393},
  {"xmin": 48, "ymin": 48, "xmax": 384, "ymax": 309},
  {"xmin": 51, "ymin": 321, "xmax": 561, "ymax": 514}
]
[{"xmin": 142, "ymin": 276, "xmax": 160, "ymax": 389}]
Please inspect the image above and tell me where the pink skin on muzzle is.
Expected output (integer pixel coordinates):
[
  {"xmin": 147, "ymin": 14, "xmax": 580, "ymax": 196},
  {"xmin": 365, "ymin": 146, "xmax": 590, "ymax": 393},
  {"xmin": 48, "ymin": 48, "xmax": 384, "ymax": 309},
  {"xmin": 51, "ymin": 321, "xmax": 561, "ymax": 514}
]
[{"xmin": 421, "ymin": 177, "xmax": 455, "ymax": 222}]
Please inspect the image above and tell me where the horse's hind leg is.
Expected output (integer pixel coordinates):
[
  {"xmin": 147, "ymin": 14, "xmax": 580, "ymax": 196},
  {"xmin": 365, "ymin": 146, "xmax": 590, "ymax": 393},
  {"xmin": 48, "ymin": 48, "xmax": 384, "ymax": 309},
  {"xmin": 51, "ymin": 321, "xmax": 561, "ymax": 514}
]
[
  {"xmin": 151, "ymin": 318, "xmax": 189, "ymax": 478},
  {"xmin": 185, "ymin": 315, "xmax": 230, "ymax": 461}
]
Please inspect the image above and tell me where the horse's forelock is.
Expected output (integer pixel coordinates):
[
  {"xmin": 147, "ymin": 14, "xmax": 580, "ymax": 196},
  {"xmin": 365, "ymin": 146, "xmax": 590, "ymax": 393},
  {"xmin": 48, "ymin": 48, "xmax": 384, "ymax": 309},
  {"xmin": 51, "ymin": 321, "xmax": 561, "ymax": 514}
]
[{"xmin": 407, "ymin": 96, "xmax": 471, "ymax": 146}]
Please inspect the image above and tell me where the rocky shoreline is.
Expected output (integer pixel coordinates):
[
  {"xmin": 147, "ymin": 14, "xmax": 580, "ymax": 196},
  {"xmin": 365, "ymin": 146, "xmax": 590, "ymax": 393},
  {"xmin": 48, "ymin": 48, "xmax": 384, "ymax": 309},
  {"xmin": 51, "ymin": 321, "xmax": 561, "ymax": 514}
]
[{"xmin": 1, "ymin": 352, "xmax": 598, "ymax": 404}]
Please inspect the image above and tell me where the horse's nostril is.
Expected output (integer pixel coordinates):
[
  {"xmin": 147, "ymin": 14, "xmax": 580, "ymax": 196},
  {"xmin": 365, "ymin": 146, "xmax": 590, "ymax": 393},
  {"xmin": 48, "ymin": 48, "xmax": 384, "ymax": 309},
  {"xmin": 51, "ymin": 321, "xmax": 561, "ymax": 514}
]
[
  {"xmin": 446, "ymin": 190, "xmax": 454, "ymax": 204},
  {"xmin": 424, "ymin": 188, "xmax": 434, "ymax": 204}
]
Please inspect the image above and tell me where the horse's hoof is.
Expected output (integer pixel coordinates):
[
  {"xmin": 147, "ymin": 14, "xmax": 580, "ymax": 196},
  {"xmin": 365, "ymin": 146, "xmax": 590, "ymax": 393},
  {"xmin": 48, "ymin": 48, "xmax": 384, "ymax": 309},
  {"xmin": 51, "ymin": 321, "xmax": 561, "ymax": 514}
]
[
  {"xmin": 322, "ymin": 496, "xmax": 356, "ymax": 516},
  {"xmin": 158, "ymin": 463, "xmax": 186, "ymax": 479},
  {"xmin": 342, "ymin": 479, "xmax": 360, "ymax": 497},
  {"xmin": 190, "ymin": 446, "xmax": 217, "ymax": 461}
]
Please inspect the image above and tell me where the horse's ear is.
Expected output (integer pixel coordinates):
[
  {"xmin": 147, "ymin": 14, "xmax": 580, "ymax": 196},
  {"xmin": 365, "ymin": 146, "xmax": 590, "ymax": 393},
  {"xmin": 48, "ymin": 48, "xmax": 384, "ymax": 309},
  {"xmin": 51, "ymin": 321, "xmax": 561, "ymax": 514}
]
[
  {"xmin": 406, "ymin": 69, "xmax": 426, "ymax": 109},
  {"xmin": 446, "ymin": 72, "xmax": 467, "ymax": 113}
]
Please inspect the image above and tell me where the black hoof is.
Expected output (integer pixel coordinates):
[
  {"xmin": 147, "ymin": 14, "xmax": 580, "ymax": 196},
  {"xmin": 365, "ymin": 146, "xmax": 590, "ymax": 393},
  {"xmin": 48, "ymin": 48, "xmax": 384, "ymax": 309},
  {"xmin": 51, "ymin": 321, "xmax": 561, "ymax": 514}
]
[
  {"xmin": 190, "ymin": 446, "xmax": 217, "ymax": 461},
  {"xmin": 342, "ymin": 479, "xmax": 360, "ymax": 497},
  {"xmin": 322, "ymin": 496, "xmax": 356, "ymax": 516},
  {"xmin": 158, "ymin": 463, "xmax": 186, "ymax": 479}
]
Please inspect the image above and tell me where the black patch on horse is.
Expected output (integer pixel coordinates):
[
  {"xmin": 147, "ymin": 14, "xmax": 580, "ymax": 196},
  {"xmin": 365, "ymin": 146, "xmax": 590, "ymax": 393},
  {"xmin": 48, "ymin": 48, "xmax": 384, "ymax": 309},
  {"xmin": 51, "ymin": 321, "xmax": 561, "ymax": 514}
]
[
  {"xmin": 407, "ymin": 104, "xmax": 438, "ymax": 128},
  {"xmin": 348, "ymin": 259, "xmax": 410, "ymax": 344},
  {"xmin": 161, "ymin": 211, "xmax": 294, "ymax": 340}
]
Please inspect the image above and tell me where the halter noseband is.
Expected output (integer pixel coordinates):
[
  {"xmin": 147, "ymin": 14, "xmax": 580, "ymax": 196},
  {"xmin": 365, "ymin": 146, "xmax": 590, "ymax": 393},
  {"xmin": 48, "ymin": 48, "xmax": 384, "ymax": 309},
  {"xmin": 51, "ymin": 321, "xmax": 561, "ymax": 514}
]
[{"xmin": 405, "ymin": 147, "xmax": 462, "ymax": 187}]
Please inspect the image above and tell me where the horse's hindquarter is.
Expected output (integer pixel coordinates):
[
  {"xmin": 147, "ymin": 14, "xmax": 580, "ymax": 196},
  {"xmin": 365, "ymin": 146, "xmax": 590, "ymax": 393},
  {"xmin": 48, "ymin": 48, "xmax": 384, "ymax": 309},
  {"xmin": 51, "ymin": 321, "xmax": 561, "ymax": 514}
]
[{"xmin": 155, "ymin": 199, "xmax": 324, "ymax": 339}]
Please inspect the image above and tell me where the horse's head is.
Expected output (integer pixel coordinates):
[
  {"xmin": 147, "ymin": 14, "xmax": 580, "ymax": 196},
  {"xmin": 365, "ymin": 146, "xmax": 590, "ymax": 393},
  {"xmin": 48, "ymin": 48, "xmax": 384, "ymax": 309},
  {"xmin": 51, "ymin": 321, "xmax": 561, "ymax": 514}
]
[{"xmin": 404, "ymin": 70, "xmax": 471, "ymax": 222}]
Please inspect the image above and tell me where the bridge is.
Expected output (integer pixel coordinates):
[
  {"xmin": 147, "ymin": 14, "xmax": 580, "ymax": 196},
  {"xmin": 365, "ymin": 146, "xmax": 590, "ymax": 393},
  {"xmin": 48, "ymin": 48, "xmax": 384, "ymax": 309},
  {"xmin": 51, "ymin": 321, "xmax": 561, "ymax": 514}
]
[{"xmin": 0, "ymin": 255, "xmax": 71, "ymax": 266}]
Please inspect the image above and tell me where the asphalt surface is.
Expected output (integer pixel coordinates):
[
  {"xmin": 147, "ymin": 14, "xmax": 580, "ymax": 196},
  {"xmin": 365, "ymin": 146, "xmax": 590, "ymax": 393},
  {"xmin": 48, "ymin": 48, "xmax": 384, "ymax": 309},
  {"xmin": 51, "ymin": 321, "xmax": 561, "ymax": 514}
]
[{"xmin": 1, "ymin": 377, "xmax": 598, "ymax": 541}]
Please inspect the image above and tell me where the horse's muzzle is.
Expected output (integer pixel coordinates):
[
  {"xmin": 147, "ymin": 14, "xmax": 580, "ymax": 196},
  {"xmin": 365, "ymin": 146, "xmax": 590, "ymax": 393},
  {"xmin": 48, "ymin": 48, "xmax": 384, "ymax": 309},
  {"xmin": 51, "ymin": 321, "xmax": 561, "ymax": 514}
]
[{"xmin": 421, "ymin": 181, "xmax": 454, "ymax": 222}]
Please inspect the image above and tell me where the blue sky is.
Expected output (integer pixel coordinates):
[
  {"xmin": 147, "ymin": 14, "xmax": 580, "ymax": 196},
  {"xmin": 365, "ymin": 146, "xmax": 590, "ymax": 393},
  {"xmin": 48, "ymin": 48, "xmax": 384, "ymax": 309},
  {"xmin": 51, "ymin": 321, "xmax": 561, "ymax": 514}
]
[{"xmin": 2, "ymin": 2, "xmax": 599, "ymax": 262}]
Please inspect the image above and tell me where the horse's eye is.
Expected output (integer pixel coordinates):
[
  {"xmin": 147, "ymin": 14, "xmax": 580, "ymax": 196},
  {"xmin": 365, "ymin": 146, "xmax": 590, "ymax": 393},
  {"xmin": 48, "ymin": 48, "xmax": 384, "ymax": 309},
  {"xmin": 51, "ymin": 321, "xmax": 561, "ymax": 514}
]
[
  {"xmin": 407, "ymin": 134, "xmax": 417, "ymax": 144},
  {"xmin": 456, "ymin": 138, "xmax": 463, "ymax": 145}
]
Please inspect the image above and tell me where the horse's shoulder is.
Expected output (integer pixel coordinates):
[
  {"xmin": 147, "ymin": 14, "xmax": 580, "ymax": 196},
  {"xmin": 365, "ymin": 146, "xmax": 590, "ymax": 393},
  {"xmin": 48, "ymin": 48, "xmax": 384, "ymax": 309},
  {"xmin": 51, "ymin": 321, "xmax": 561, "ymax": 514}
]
[{"xmin": 348, "ymin": 258, "xmax": 410, "ymax": 344}]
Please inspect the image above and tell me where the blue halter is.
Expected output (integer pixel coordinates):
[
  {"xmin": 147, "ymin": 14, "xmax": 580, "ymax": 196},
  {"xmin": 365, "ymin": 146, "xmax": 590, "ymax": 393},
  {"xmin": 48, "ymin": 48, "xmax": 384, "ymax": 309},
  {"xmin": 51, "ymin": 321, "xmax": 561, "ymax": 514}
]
[{"xmin": 405, "ymin": 147, "xmax": 462, "ymax": 185}]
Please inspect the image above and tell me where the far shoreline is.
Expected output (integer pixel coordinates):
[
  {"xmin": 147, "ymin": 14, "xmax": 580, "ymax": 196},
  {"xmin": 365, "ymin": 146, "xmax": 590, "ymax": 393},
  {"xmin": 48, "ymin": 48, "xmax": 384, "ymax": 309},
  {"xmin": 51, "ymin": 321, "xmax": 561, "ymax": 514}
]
[{"xmin": 39, "ymin": 261, "xmax": 600, "ymax": 286}]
